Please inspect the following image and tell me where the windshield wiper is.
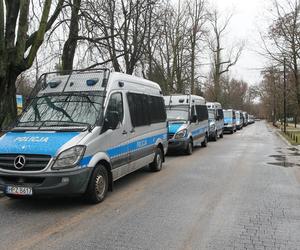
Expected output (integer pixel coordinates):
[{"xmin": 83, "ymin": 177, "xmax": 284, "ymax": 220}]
[{"xmin": 16, "ymin": 120, "xmax": 91, "ymax": 131}]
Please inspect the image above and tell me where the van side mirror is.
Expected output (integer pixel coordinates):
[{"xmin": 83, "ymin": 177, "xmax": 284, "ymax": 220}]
[
  {"xmin": 104, "ymin": 111, "xmax": 120, "ymax": 131},
  {"xmin": 190, "ymin": 115, "xmax": 197, "ymax": 123}
]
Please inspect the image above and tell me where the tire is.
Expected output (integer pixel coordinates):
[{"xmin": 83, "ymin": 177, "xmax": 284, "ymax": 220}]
[
  {"xmin": 201, "ymin": 135, "xmax": 208, "ymax": 147},
  {"xmin": 230, "ymin": 129, "xmax": 234, "ymax": 134},
  {"xmin": 84, "ymin": 164, "xmax": 108, "ymax": 204},
  {"xmin": 185, "ymin": 140, "xmax": 193, "ymax": 155},
  {"xmin": 220, "ymin": 131, "xmax": 223, "ymax": 138},
  {"xmin": 150, "ymin": 147, "xmax": 163, "ymax": 172},
  {"xmin": 213, "ymin": 131, "xmax": 218, "ymax": 141}
]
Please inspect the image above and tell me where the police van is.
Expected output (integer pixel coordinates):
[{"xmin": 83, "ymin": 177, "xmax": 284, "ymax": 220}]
[
  {"xmin": 223, "ymin": 109, "xmax": 237, "ymax": 134},
  {"xmin": 242, "ymin": 111, "xmax": 248, "ymax": 126},
  {"xmin": 235, "ymin": 111, "xmax": 243, "ymax": 130},
  {"xmin": 206, "ymin": 102, "xmax": 224, "ymax": 141},
  {"xmin": 164, "ymin": 95, "xmax": 209, "ymax": 155},
  {"xmin": 0, "ymin": 69, "xmax": 168, "ymax": 203}
]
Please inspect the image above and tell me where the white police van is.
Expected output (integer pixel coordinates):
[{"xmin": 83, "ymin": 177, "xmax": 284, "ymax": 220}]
[
  {"xmin": 242, "ymin": 111, "xmax": 248, "ymax": 126},
  {"xmin": 223, "ymin": 109, "xmax": 237, "ymax": 134},
  {"xmin": 235, "ymin": 111, "xmax": 243, "ymax": 130},
  {"xmin": 0, "ymin": 69, "xmax": 168, "ymax": 203},
  {"xmin": 206, "ymin": 102, "xmax": 224, "ymax": 141},
  {"xmin": 164, "ymin": 95, "xmax": 209, "ymax": 155}
]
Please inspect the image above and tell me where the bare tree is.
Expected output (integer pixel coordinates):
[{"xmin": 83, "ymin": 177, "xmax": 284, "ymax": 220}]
[
  {"xmin": 207, "ymin": 9, "xmax": 244, "ymax": 102},
  {"xmin": 148, "ymin": 1, "xmax": 192, "ymax": 93},
  {"xmin": 81, "ymin": 0, "xmax": 157, "ymax": 74},
  {"xmin": 0, "ymin": 0, "xmax": 65, "ymax": 128},
  {"xmin": 62, "ymin": 0, "xmax": 81, "ymax": 72},
  {"xmin": 261, "ymin": 0, "xmax": 300, "ymax": 111},
  {"xmin": 187, "ymin": 0, "xmax": 207, "ymax": 94}
]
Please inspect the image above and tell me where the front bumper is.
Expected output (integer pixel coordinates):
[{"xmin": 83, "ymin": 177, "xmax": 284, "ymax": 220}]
[
  {"xmin": 167, "ymin": 138, "xmax": 188, "ymax": 152},
  {"xmin": 224, "ymin": 124, "xmax": 234, "ymax": 131},
  {"xmin": 0, "ymin": 168, "xmax": 93, "ymax": 197}
]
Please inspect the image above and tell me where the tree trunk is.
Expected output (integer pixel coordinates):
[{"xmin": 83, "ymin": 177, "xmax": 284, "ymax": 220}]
[
  {"xmin": 190, "ymin": 41, "xmax": 195, "ymax": 94},
  {"xmin": 0, "ymin": 68, "xmax": 19, "ymax": 129},
  {"xmin": 62, "ymin": 0, "xmax": 81, "ymax": 73}
]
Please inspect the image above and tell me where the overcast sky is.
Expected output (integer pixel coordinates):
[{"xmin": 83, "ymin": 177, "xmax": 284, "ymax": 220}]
[{"xmin": 211, "ymin": 0, "xmax": 272, "ymax": 85}]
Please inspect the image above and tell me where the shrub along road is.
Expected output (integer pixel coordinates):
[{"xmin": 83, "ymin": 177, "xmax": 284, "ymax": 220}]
[{"xmin": 0, "ymin": 121, "xmax": 299, "ymax": 250}]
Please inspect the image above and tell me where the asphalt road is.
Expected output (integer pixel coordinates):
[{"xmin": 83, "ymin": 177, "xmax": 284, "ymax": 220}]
[{"xmin": 0, "ymin": 121, "xmax": 300, "ymax": 250}]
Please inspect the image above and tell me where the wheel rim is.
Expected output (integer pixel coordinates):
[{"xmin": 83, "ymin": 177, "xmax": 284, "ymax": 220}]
[
  {"xmin": 95, "ymin": 174, "xmax": 106, "ymax": 198},
  {"xmin": 156, "ymin": 153, "xmax": 162, "ymax": 168}
]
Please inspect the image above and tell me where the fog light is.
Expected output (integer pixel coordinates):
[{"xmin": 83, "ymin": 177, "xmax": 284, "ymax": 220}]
[{"xmin": 61, "ymin": 177, "xmax": 69, "ymax": 183}]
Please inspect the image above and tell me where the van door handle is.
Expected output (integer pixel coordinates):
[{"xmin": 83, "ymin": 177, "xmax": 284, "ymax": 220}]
[{"xmin": 122, "ymin": 130, "xmax": 128, "ymax": 135}]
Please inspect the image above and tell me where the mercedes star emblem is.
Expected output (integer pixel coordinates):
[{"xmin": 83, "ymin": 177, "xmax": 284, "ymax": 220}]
[{"xmin": 14, "ymin": 155, "xmax": 26, "ymax": 170}]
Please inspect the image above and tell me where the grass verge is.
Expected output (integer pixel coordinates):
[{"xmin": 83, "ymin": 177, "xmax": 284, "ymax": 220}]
[{"xmin": 279, "ymin": 131, "xmax": 300, "ymax": 145}]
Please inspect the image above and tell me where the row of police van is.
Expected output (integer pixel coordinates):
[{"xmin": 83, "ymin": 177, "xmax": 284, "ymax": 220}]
[{"xmin": 0, "ymin": 71, "xmax": 254, "ymax": 203}]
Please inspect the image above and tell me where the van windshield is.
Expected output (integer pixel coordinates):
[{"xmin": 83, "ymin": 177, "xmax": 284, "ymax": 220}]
[
  {"xmin": 208, "ymin": 110, "xmax": 215, "ymax": 119},
  {"xmin": 224, "ymin": 110, "xmax": 233, "ymax": 118},
  {"xmin": 166, "ymin": 105, "xmax": 189, "ymax": 121},
  {"xmin": 15, "ymin": 93, "xmax": 103, "ymax": 131}
]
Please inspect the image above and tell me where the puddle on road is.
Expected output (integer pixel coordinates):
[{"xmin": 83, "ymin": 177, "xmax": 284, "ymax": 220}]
[
  {"xmin": 267, "ymin": 162, "xmax": 297, "ymax": 168},
  {"xmin": 269, "ymin": 155, "xmax": 286, "ymax": 160},
  {"xmin": 268, "ymin": 153, "xmax": 300, "ymax": 168},
  {"xmin": 287, "ymin": 147, "xmax": 299, "ymax": 152},
  {"xmin": 289, "ymin": 152, "xmax": 300, "ymax": 156}
]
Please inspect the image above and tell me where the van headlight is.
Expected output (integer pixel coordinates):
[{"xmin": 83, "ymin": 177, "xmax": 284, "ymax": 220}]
[
  {"xmin": 210, "ymin": 124, "xmax": 216, "ymax": 131},
  {"xmin": 174, "ymin": 129, "xmax": 187, "ymax": 139},
  {"xmin": 52, "ymin": 146, "xmax": 86, "ymax": 170}
]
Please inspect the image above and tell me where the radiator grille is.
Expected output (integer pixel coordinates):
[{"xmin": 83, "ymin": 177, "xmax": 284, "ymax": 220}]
[{"xmin": 0, "ymin": 154, "xmax": 51, "ymax": 171}]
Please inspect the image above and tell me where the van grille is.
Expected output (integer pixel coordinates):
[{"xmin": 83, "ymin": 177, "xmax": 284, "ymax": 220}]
[{"xmin": 0, "ymin": 154, "xmax": 51, "ymax": 171}]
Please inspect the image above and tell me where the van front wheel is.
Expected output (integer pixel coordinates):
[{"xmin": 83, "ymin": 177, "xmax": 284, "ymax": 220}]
[
  {"xmin": 220, "ymin": 131, "xmax": 223, "ymax": 138},
  {"xmin": 150, "ymin": 147, "xmax": 163, "ymax": 172},
  {"xmin": 185, "ymin": 140, "xmax": 193, "ymax": 155},
  {"xmin": 84, "ymin": 165, "xmax": 108, "ymax": 204},
  {"xmin": 201, "ymin": 135, "xmax": 208, "ymax": 147}
]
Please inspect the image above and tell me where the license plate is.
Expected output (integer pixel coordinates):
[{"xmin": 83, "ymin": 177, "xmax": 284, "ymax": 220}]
[{"xmin": 5, "ymin": 186, "xmax": 33, "ymax": 196}]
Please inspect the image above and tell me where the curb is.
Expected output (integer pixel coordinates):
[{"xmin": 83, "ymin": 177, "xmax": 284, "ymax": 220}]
[{"xmin": 275, "ymin": 130, "xmax": 292, "ymax": 147}]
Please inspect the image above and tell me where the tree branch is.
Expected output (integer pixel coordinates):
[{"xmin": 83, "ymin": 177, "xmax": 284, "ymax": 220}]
[
  {"xmin": 25, "ymin": 0, "xmax": 52, "ymax": 69},
  {"xmin": 4, "ymin": 0, "xmax": 20, "ymax": 49},
  {"xmin": 25, "ymin": 0, "xmax": 65, "ymax": 50},
  {"xmin": 15, "ymin": 0, "xmax": 30, "ymax": 65}
]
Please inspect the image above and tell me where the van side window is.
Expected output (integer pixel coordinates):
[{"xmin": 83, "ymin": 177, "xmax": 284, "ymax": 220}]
[
  {"xmin": 127, "ymin": 93, "xmax": 166, "ymax": 127},
  {"xmin": 217, "ymin": 109, "xmax": 224, "ymax": 119},
  {"xmin": 106, "ymin": 92, "xmax": 124, "ymax": 123},
  {"xmin": 127, "ymin": 93, "xmax": 150, "ymax": 127},
  {"xmin": 191, "ymin": 105, "xmax": 197, "ymax": 118},
  {"xmin": 148, "ymin": 96, "xmax": 166, "ymax": 123},
  {"xmin": 196, "ymin": 105, "xmax": 208, "ymax": 122}
]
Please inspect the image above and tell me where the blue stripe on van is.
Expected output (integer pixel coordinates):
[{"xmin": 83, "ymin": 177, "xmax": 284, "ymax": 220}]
[
  {"xmin": 191, "ymin": 127, "xmax": 207, "ymax": 137},
  {"xmin": 107, "ymin": 133, "xmax": 167, "ymax": 158},
  {"xmin": 79, "ymin": 156, "xmax": 92, "ymax": 168}
]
